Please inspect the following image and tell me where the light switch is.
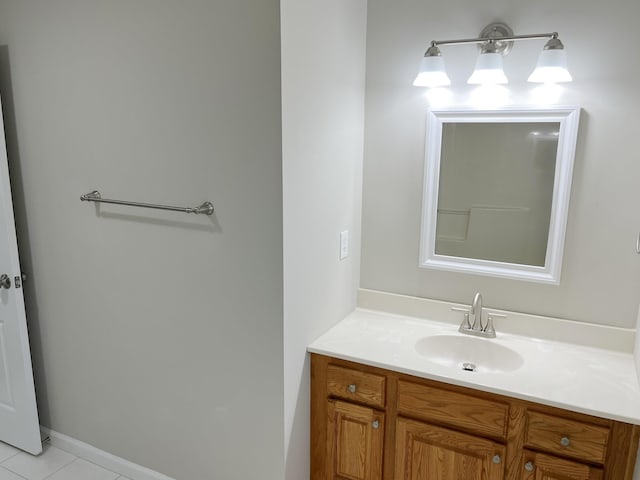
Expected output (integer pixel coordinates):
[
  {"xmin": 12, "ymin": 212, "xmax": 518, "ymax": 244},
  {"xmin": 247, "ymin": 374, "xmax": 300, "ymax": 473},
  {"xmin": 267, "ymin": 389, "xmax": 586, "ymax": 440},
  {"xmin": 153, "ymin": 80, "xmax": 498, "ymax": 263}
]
[{"xmin": 340, "ymin": 230, "xmax": 349, "ymax": 260}]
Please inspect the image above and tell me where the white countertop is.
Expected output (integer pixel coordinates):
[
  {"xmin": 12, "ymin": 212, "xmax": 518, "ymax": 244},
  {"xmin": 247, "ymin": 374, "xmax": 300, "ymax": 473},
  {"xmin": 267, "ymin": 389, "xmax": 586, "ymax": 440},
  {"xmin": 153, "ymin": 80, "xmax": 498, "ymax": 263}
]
[{"xmin": 308, "ymin": 308, "xmax": 640, "ymax": 425}]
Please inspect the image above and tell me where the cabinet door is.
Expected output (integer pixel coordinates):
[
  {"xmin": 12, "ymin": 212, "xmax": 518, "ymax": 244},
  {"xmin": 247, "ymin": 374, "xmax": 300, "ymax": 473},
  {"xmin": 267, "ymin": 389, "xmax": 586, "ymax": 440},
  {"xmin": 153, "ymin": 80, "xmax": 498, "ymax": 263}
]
[
  {"xmin": 326, "ymin": 399, "xmax": 384, "ymax": 480},
  {"xmin": 395, "ymin": 417, "xmax": 505, "ymax": 480},
  {"xmin": 521, "ymin": 450, "xmax": 603, "ymax": 480}
]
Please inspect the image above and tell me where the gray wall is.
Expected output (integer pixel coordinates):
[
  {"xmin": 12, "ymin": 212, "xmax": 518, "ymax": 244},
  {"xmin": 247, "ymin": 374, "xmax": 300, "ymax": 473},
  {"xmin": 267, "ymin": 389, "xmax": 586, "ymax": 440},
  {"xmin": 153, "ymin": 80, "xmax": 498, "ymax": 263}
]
[
  {"xmin": 362, "ymin": 0, "xmax": 640, "ymax": 328},
  {"xmin": 281, "ymin": 1, "xmax": 367, "ymax": 479},
  {"xmin": 0, "ymin": 1, "xmax": 284, "ymax": 479}
]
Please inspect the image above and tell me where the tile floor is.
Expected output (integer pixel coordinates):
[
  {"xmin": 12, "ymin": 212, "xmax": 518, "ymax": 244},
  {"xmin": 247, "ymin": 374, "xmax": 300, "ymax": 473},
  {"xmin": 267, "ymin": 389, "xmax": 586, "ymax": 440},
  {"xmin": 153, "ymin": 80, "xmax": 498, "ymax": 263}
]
[{"xmin": 0, "ymin": 441, "xmax": 130, "ymax": 480}]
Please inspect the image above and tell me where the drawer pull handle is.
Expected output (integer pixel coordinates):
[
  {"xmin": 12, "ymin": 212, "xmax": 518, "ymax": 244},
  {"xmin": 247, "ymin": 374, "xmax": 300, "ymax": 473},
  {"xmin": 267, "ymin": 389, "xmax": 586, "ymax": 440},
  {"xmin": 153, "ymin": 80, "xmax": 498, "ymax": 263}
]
[
  {"xmin": 347, "ymin": 384, "xmax": 357, "ymax": 393},
  {"xmin": 372, "ymin": 420, "xmax": 380, "ymax": 429},
  {"xmin": 560, "ymin": 436, "xmax": 571, "ymax": 447},
  {"xmin": 492, "ymin": 455, "xmax": 501, "ymax": 464},
  {"xmin": 524, "ymin": 461, "xmax": 534, "ymax": 472}
]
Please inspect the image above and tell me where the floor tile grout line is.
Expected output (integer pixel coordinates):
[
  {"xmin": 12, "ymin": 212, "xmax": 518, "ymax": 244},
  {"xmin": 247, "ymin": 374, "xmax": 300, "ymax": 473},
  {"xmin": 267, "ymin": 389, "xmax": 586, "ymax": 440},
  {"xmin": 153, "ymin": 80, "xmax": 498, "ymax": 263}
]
[
  {"xmin": 0, "ymin": 442, "xmax": 123, "ymax": 480},
  {"xmin": 0, "ymin": 463, "xmax": 29, "ymax": 479},
  {"xmin": 38, "ymin": 456, "xmax": 78, "ymax": 480},
  {"xmin": 45, "ymin": 445, "xmax": 122, "ymax": 479},
  {"xmin": 0, "ymin": 445, "xmax": 74, "ymax": 480},
  {"xmin": 0, "ymin": 451, "xmax": 20, "ymax": 465}
]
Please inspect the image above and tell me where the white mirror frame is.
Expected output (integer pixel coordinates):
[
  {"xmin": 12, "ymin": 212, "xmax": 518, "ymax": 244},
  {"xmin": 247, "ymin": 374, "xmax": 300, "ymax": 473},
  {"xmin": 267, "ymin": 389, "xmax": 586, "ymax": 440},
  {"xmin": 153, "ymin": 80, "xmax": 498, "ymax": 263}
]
[{"xmin": 419, "ymin": 105, "xmax": 581, "ymax": 285}]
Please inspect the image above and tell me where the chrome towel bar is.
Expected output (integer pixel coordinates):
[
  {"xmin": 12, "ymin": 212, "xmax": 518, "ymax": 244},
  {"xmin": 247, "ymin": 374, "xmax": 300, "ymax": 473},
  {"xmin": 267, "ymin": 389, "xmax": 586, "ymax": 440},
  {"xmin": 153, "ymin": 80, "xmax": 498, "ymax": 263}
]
[{"xmin": 80, "ymin": 190, "xmax": 214, "ymax": 215}]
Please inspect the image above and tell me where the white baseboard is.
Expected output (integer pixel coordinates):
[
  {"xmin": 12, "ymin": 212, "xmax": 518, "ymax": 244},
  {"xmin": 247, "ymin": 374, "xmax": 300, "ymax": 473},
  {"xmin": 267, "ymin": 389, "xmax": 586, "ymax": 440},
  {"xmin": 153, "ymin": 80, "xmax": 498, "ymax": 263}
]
[{"xmin": 40, "ymin": 427, "xmax": 176, "ymax": 480}]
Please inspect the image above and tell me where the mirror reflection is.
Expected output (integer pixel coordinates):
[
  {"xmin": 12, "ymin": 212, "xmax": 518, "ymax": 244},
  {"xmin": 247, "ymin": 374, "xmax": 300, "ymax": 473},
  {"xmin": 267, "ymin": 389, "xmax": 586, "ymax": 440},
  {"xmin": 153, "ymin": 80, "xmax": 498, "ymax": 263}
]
[{"xmin": 435, "ymin": 122, "xmax": 559, "ymax": 266}]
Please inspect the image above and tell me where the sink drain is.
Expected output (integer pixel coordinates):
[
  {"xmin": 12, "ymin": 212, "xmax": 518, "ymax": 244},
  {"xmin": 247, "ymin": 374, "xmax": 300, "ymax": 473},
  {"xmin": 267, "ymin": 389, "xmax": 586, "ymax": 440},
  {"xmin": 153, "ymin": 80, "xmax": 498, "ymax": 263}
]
[{"xmin": 461, "ymin": 362, "xmax": 477, "ymax": 372}]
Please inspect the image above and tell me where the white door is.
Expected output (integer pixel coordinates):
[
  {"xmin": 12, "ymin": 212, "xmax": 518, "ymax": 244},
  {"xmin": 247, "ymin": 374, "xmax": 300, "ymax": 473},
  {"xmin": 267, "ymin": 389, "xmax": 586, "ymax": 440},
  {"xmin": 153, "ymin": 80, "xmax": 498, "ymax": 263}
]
[{"xmin": 0, "ymin": 95, "xmax": 41, "ymax": 455}]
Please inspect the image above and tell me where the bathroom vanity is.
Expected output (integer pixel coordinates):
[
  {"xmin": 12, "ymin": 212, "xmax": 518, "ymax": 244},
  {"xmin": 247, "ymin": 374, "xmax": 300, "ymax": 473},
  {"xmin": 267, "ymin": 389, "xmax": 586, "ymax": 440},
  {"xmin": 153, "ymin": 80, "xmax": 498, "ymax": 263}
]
[
  {"xmin": 308, "ymin": 299, "xmax": 640, "ymax": 480},
  {"xmin": 311, "ymin": 354, "xmax": 638, "ymax": 480}
]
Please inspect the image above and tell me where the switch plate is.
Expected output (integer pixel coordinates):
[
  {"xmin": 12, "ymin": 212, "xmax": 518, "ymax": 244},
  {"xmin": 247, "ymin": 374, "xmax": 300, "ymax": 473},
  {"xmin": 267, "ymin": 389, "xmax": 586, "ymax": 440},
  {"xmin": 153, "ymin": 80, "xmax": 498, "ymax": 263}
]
[{"xmin": 340, "ymin": 230, "xmax": 349, "ymax": 260}]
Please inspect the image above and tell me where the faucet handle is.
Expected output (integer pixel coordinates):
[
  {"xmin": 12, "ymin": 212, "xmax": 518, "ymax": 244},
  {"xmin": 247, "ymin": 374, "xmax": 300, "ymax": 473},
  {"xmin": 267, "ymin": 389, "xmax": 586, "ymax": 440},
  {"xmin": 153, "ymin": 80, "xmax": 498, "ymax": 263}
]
[
  {"xmin": 484, "ymin": 313, "xmax": 506, "ymax": 337},
  {"xmin": 452, "ymin": 307, "xmax": 472, "ymax": 330}
]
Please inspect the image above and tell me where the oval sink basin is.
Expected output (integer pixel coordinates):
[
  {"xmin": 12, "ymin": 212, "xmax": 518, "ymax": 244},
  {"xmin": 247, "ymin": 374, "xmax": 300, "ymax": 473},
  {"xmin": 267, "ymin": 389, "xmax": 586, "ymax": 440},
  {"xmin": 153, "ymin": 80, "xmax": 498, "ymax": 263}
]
[{"xmin": 415, "ymin": 335, "xmax": 524, "ymax": 373}]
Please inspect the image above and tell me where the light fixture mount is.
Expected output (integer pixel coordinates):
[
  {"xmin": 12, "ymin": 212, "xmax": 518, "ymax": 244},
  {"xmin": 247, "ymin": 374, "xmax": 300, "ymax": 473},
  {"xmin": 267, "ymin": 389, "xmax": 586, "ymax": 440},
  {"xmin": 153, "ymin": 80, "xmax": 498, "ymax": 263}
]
[
  {"xmin": 478, "ymin": 22, "xmax": 514, "ymax": 56},
  {"xmin": 543, "ymin": 35, "xmax": 564, "ymax": 50},
  {"xmin": 425, "ymin": 45, "xmax": 442, "ymax": 57}
]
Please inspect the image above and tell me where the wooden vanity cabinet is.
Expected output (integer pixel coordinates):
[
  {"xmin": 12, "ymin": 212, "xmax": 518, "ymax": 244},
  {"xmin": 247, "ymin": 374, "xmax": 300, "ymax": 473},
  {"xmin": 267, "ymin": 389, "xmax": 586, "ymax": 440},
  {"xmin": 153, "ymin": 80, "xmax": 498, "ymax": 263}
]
[
  {"xmin": 311, "ymin": 354, "xmax": 640, "ymax": 480},
  {"xmin": 315, "ymin": 362, "xmax": 387, "ymax": 480}
]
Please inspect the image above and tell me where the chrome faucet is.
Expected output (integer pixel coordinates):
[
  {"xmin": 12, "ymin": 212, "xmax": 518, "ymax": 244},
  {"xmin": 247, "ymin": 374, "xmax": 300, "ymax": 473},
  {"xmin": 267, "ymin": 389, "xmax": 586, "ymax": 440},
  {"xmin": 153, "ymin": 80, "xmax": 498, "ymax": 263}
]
[
  {"xmin": 470, "ymin": 292, "xmax": 483, "ymax": 331},
  {"xmin": 452, "ymin": 292, "xmax": 504, "ymax": 339}
]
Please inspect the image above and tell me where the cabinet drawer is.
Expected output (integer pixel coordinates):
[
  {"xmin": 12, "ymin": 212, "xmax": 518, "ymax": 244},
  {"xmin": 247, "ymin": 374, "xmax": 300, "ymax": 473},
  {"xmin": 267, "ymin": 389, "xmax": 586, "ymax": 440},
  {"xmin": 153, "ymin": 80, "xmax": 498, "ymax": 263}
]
[
  {"xmin": 525, "ymin": 411, "xmax": 610, "ymax": 464},
  {"xmin": 326, "ymin": 365, "xmax": 386, "ymax": 408},
  {"xmin": 397, "ymin": 380, "xmax": 508, "ymax": 439},
  {"xmin": 522, "ymin": 450, "xmax": 603, "ymax": 480}
]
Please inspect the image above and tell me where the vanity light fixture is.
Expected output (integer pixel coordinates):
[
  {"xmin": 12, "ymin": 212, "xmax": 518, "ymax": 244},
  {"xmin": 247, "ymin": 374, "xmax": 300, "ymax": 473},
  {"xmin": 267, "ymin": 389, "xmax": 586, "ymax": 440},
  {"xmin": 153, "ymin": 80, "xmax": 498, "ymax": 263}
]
[
  {"xmin": 467, "ymin": 40, "xmax": 508, "ymax": 85},
  {"xmin": 414, "ymin": 23, "xmax": 572, "ymax": 87},
  {"xmin": 413, "ymin": 45, "xmax": 451, "ymax": 87},
  {"xmin": 528, "ymin": 36, "xmax": 572, "ymax": 83}
]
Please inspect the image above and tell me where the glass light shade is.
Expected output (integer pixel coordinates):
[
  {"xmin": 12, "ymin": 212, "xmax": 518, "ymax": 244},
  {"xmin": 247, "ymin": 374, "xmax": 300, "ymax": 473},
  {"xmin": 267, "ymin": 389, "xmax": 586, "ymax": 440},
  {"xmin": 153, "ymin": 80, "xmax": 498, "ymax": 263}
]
[
  {"xmin": 467, "ymin": 52, "xmax": 508, "ymax": 85},
  {"xmin": 528, "ymin": 49, "xmax": 572, "ymax": 83},
  {"xmin": 413, "ymin": 56, "xmax": 451, "ymax": 88}
]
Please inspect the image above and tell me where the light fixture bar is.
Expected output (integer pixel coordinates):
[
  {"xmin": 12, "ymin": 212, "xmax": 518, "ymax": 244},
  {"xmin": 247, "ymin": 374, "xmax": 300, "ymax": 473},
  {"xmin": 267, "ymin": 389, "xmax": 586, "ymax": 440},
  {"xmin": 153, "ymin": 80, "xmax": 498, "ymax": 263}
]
[{"xmin": 429, "ymin": 32, "xmax": 558, "ymax": 49}]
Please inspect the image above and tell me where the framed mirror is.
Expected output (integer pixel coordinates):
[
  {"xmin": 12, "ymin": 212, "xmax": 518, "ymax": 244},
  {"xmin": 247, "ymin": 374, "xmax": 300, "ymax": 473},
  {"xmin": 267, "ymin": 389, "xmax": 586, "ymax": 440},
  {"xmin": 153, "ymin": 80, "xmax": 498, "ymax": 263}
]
[{"xmin": 419, "ymin": 106, "xmax": 580, "ymax": 284}]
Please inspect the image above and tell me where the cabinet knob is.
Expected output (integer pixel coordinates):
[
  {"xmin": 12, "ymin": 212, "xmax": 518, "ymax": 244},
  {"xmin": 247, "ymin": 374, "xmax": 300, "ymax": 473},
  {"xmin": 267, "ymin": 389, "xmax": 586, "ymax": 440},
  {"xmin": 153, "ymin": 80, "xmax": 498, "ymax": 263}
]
[
  {"xmin": 372, "ymin": 420, "xmax": 379, "ymax": 429},
  {"xmin": 524, "ymin": 461, "xmax": 534, "ymax": 472},
  {"xmin": 347, "ymin": 384, "xmax": 357, "ymax": 393},
  {"xmin": 560, "ymin": 436, "xmax": 571, "ymax": 447},
  {"xmin": 492, "ymin": 455, "xmax": 501, "ymax": 464}
]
